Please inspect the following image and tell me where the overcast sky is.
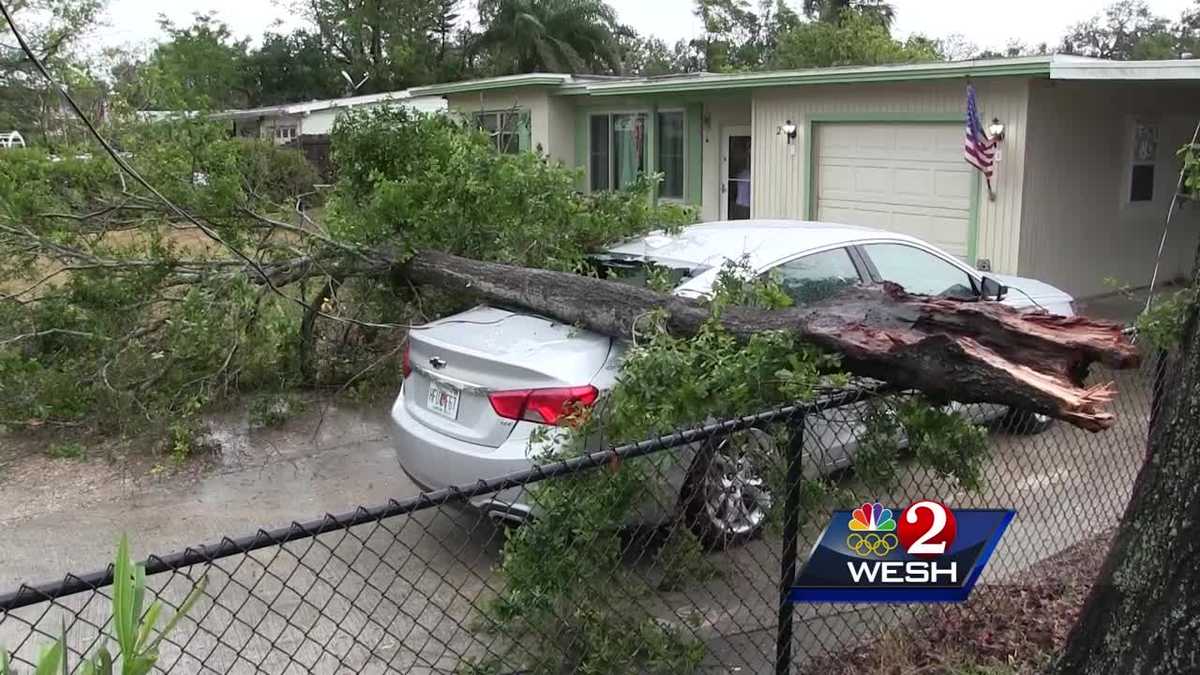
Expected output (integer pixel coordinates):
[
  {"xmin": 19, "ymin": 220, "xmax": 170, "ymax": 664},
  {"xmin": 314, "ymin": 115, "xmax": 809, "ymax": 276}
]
[{"xmin": 100, "ymin": 0, "xmax": 1199, "ymax": 55}]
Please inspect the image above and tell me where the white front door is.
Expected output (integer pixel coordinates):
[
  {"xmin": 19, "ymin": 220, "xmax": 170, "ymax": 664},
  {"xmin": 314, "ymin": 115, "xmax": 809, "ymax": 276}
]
[
  {"xmin": 720, "ymin": 125, "xmax": 752, "ymax": 220},
  {"xmin": 812, "ymin": 122, "xmax": 974, "ymax": 259}
]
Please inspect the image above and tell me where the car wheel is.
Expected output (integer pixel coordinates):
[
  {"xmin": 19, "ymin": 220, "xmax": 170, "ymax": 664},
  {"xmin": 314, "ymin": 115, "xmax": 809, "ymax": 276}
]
[
  {"xmin": 1003, "ymin": 408, "xmax": 1055, "ymax": 434},
  {"xmin": 681, "ymin": 428, "xmax": 774, "ymax": 550}
]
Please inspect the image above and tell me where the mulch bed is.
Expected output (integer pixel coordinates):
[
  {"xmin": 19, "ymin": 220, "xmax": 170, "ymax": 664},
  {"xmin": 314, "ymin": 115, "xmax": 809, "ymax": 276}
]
[{"xmin": 809, "ymin": 530, "xmax": 1114, "ymax": 675}]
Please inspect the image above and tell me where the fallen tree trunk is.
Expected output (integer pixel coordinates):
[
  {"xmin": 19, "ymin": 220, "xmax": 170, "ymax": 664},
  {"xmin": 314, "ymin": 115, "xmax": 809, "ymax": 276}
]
[{"xmin": 404, "ymin": 250, "xmax": 1139, "ymax": 431}]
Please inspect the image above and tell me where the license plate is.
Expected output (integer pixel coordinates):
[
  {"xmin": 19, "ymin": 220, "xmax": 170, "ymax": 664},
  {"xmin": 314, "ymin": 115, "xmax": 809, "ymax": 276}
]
[{"xmin": 427, "ymin": 381, "xmax": 461, "ymax": 420}]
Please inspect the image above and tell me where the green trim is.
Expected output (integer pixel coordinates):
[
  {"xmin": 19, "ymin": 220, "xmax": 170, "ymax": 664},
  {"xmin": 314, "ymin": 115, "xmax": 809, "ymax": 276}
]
[
  {"xmin": 411, "ymin": 74, "xmax": 569, "ymax": 96},
  {"xmin": 581, "ymin": 60, "xmax": 1050, "ymax": 96},
  {"xmin": 419, "ymin": 57, "xmax": 1051, "ymax": 99},
  {"xmin": 574, "ymin": 108, "xmax": 588, "ymax": 191},
  {"xmin": 517, "ymin": 111, "xmax": 532, "ymax": 152},
  {"xmin": 574, "ymin": 99, "xmax": 704, "ymax": 206},
  {"xmin": 646, "ymin": 102, "xmax": 658, "ymax": 202},
  {"xmin": 805, "ymin": 120, "xmax": 817, "ymax": 219},
  {"xmin": 686, "ymin": 104, "xmax": 703, "ymax": 207},
  {"xmin": 803, "ymin": 115, "xmax": 981, "ymax": 264},
  {"xmin": 967, "ymin": 173, "xmax": 981, "ymax": 264}
]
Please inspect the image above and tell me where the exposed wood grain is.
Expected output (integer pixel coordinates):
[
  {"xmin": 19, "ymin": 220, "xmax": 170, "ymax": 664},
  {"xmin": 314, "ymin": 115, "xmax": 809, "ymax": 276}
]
[{"xmin": 406, "ymin": 250, "xmax": 1139, "ymax": 431}]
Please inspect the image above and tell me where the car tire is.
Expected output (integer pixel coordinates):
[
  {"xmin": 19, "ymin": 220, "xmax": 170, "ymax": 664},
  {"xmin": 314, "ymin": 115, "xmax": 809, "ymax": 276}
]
[
  {"xmin": 1003, "ymin": 408, "xmax": 1056, "ymax": 435},
  {"xmin": 680, "ymin": 428, "xmax": 774, "ymax": 550}
]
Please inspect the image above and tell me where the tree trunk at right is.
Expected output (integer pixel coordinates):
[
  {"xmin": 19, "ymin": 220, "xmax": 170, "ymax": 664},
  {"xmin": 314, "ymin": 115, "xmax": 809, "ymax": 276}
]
[{"xmin": 1055, "ymin": 268, "xmax": 1200, "ymax": 672}]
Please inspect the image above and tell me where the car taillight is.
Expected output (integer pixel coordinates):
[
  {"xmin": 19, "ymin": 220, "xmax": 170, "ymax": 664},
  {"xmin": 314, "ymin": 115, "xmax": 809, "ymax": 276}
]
[
  {"xmin": 487, "ymin": 385, "xmax": 599, "ymax": 425},
  {"xmin": 401, "ymin": 342, "xmax": 412, "ymax": 379}
]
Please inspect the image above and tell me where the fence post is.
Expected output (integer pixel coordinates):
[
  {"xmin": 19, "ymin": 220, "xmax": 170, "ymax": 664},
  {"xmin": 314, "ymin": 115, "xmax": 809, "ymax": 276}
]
[{"xmin": 775, "ymin": 411, "xmax": 807, "ymax": 675}]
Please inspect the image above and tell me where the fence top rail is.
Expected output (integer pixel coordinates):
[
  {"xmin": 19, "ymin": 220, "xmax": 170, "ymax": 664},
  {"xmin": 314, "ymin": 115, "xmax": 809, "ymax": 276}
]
[{"xmin": 0, "ymin": 381, "xmax": 884, "ymax": 612}]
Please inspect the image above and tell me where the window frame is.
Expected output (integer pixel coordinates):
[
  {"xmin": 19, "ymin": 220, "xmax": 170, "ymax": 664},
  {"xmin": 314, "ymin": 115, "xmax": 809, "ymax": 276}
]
[
  {"xmin": 761, "ymin": 245, "xmax": 870, "ymax": 305},
  {"xmin": 473, "ymin": 110, "xmax": 525, "ymax": 154},
  {"xmin": 852, "ymin": 240, "xmax": 980, "ymax": 297},
  {"xmin": 761, "ymin": 245, "xmax": 872, "ymax": 284},
  {"xmin": 273, "ymin": 124, "xmax": 298, "ymax": 144},
  {"xmin": 587, "ymin": 110, "xmax": 649, "ymax": 192},
  {"xmin": 586, "ymin": 108, "xmax": 689, "ymax": 200},
  {"xmin": 655, "ymin": 108, "xmax": 687, "ymax": 202}
]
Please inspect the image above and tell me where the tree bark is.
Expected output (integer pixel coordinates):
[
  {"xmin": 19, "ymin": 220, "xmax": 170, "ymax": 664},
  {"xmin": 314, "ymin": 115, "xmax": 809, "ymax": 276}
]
[
  {"xmin": 404, "ymin": 250, "xmax": 1138, "ymax": 431},
  {"xmin": 1053, "ymin": 284, "xmax": 1200, "ymax": 671}
]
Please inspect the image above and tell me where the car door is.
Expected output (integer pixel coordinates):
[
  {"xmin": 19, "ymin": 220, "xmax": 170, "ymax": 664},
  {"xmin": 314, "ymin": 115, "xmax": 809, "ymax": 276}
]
[
  {"xmin": 856, "ymin": 241, "xmax": 1003, "ymax": 425},
  {"xmin": 855, "ymin": 242, "xmax": 978, "ymax": 299},
  {"xmin": 761, "ymin": 247, "xmax": 874, "ymax": 476},
  {"xmin": 769, "ymin": 246, "xmax": 866, "ymax": 307}
]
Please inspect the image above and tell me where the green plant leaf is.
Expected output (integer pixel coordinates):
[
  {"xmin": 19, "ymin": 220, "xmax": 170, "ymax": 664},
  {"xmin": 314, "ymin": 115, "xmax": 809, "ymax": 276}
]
[
  {"xmin": 134, "ymin": 602, "xmax": 162, "ymax": 653},
  {"xmin": 148, "ymin": 575, "xmax": 207, "ymax": 652},
  {"xmin": 111, "ymin": 534, "xmax": 136, "ymax": 663},
  {"xmin": 92, "ymin": 647, "xmax": 113, "ymax": 675},
  {"xmin": 32, "ymin": 635, "xmax": 63, "ymax": 675}
]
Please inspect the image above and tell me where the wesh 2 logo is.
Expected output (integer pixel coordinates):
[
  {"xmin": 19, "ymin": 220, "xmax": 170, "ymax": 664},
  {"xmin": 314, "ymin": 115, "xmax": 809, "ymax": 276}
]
[{"xmin": 791, "ymin": 501, "xmax": 1013, "ymax": 603}]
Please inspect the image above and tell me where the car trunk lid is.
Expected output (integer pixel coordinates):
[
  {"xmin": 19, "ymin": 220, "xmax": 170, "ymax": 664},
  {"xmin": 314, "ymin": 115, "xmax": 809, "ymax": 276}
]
[{"xmin": 404, "ymin": 306, "xmax": 611, "ymax": 447}]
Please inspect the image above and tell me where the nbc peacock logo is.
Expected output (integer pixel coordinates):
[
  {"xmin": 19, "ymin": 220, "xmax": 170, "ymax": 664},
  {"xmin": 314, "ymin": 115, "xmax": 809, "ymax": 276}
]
[{"xmin": 845, "ymin": 502, "xmax": 898, "ymax": 557}]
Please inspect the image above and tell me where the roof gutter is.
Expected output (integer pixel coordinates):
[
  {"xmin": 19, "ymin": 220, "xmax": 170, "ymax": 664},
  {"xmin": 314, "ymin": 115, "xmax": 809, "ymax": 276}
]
[
  {"xmin": 1049, "ymin": 59, "xmax": 1200, "ymax": 81},
  {"xmin": 577, "ymin": 60, "xmax": 1053, "ymax": 97},
  {"xmin": 410, "ymin": 74, "xmax": 573, "ymax": 97}
]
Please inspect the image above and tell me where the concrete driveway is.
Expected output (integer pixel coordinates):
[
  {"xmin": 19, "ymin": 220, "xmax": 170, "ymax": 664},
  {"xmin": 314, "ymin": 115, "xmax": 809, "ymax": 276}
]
[{"xmin": 0, "ymin": 360, "xmax": 1152, "ymax": 672}]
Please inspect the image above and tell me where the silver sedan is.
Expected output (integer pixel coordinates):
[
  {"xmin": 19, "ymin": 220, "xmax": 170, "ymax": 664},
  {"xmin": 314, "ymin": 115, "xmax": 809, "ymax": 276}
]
[{"xmin": 390, "ymin": 220, "xmax": 1075, "ymax": 545}]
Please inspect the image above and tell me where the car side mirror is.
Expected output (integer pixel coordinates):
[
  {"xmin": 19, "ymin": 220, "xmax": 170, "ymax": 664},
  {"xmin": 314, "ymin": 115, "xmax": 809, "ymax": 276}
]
[{"xmin": 980, "ymin": 276, "xmax": 1007, "ymax": 301}]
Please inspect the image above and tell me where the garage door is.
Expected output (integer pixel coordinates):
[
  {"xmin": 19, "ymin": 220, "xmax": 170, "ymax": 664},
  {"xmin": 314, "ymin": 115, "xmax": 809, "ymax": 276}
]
[{"xmin": 812, "ymin": 122, "xmax": 974, "ymax": 260}]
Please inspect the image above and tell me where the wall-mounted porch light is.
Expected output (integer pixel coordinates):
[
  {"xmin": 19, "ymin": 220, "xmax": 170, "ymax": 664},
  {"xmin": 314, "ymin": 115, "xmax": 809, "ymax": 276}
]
[
  {"xmin": 778, "ymin": 120, "xmax": 798, "ymax": 143},
  {"xmin": 987, "ymin": 118, "xmax": 1005, "ymax": 142}
]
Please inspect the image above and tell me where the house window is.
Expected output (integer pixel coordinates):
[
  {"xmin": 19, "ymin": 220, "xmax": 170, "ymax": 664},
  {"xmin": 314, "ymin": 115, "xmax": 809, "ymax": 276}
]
[
  {"xmin": 475, "ymin": 111, "xmax": 521, "ymax": 154},
  {"xmin": 1129, "ymin": 121, "xmax": 1158, "ymax": 203},
  {"xmin": 589, "ymin": 112, "xmax": 646, "ymax": 191},
  {"xmin": 273, "ymin": 125, "xmax": 298, "ymax": 144},
  {"xmin": 657, "ymin": 111, "xmax": 685, "ymax": 199}
]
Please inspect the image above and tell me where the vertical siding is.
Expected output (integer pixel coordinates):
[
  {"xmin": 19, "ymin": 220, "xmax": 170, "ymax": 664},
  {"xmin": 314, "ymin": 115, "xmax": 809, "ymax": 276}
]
[
  {"xmin": 750, "ymin": 78, "xmax": 1031, "ymax": 274},
  {"xmin": 701, "ymin": 98, "xmax": 753, "ymax": 222},
  {"xmin": 1020, "ymin": 81, "xmax": 1200, "ymax": 298}
]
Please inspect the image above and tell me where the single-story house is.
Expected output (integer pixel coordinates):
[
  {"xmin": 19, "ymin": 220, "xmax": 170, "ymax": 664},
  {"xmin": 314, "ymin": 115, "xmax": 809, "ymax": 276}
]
[
  {"xmin": 214, "ymin": 90, "xmax": 446, "ymax": 144},
  {"xmin": 411, "ymin": 55, "xmax": 1200, "ymax": 299}
]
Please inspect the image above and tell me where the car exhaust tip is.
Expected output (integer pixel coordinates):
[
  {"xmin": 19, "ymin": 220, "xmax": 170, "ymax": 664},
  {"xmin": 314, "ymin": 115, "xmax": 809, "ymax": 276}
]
[{"xmin": 482, "ymin": 502, "xmax": 531, "ymax": 526}]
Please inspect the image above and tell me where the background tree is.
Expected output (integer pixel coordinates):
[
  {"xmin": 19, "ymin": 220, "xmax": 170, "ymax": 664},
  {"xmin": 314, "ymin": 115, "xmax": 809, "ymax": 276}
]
[
  {"xmin": 802, "ymin": 0, "xmax": 895, "ymax": 28},
  {"xmin": 243, "ymin": 30, "xmax": 342, "ymax": 106},
  {"xmin": 0, "ymin": 0, "xmax": 105, "ymax": 141},
  {"xmin": 690, "ymin": 0, "xmax": 761, "ymax": 71},
  {"xmin": 770, "ymin": 10, "xmax": 941, "ymax": 69},
  {"xmin": 615, "ymin": 27, "xmax": 689, "ymax": 75},
  {"xmin": 1061, "ymin": 0, "xmax": 1179, "ymax": 59},
  {"xmin": 138, "ymin": 15, "xmax": 252, "ymax": 110},
  {"xmin": 305, "ymin": 0, "xmax": 452, "ymax": 91},
  {"xmin": 470, "ymin": 0, "xmax": 622, "ymax": 74}
]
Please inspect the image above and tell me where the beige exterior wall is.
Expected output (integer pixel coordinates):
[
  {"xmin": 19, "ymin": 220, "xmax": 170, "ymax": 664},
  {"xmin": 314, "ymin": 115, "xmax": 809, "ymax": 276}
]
[
  {"xmin": 445, "ymin": 87, "xmax": 575, "ymax": 166},
  {"xmin": 1020, "ymin": 80, "xmax": 1200, "ymax": 298},
  {"xmin": 701, "ymin": 97, "xmax": 753, "ymax": 222},
  {"xmin": 749, "ymin": 78, "xmax": 1031, "ymax": 274},
  {"xmin": 300, "ymin": 96, "xmax": 446, "ymax": 136}
]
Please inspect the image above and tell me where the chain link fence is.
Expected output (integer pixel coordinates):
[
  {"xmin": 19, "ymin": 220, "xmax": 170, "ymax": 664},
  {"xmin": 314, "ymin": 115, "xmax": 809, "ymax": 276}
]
[{"xmin": 0, "ymin": 349, "xmax": 1159, "ymax": 674}]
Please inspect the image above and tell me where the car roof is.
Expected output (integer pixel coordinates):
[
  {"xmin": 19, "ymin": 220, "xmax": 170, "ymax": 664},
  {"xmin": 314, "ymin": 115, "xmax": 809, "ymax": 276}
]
[{"xmin": 604, "ymin": 219, "xmax": 930, "ymax": 271}]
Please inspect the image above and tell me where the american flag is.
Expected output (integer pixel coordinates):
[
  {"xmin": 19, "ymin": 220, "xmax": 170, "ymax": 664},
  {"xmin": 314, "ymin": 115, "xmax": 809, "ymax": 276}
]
[{"xmin": 964, "ymin": 84, "xmax": 996, "ymax": 180}]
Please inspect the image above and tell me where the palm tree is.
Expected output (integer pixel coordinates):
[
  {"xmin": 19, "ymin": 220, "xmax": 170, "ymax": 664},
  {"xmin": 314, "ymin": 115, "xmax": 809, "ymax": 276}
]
[
  {"xmin": 471, "ymin": 0, "xmax": 623, "ymax": 74},
  {"xmin": 802, "ymin": 0, "xmax": 895, "ymax": 29}
]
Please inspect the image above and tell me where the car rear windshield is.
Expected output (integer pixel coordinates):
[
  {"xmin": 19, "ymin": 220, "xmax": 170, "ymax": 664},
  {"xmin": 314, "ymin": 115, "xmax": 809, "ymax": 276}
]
[{"xmin": 584, "ymin": 254, "xmax": 699, "ymax": 289}]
